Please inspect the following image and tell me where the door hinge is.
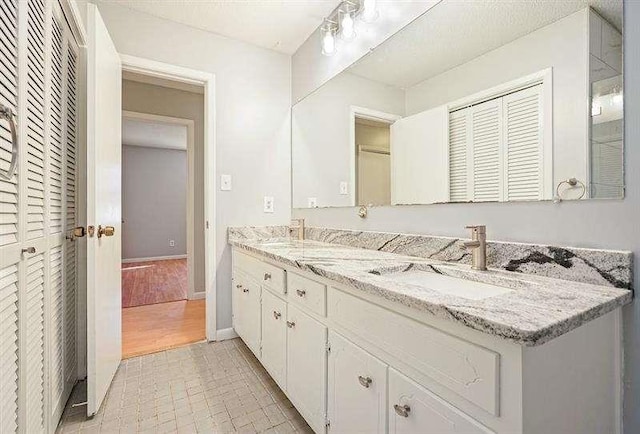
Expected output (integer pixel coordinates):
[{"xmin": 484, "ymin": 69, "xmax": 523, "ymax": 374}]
[
  {"xmin": 326, "ymin": 342, "xmax": 331, "ymax": 354},
  {"xmin": 206, "ymin": 220, "xmax": 209, "ymax": 229}
]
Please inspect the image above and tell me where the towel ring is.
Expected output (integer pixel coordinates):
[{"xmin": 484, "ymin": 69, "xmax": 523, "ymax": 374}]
[
  {"xmin": 0, "ymin": 103, "xmax": 17, "ymax": 181},
  {"xmin": 554, "ymin": 178, "xmax": 586, "ymax": 202}
]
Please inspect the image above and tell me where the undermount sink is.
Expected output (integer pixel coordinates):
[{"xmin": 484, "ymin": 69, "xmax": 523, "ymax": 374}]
[{"xmin": 371, "ymin": 266, "xmax": 513, "ymax": 300}]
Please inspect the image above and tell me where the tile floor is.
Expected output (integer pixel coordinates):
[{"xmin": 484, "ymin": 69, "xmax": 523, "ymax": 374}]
[
  {"xmin": 57, "ymin": 339, "xmax": 312, "ymax": 434},
  {"xmin": 122, "ymin": 259, "xmax": 188, "ymax": 308}
]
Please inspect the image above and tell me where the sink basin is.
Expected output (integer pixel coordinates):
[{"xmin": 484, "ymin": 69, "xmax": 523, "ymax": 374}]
[{"xmin": 372, "ymin": 267, "xmax": 513, "ymax": 300}]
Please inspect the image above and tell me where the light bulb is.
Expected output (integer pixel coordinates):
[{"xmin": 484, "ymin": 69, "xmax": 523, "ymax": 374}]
[
  {"xmin": 340, "ymin": 11, "xmax": 355, "ymax": 40},
  {"xmin": 322, "ymin": 29, "xmax": 336, "ymax": 56},
  {"xmin": 361, "ymin": 0, "xmax": 379, "ymax": 22}
]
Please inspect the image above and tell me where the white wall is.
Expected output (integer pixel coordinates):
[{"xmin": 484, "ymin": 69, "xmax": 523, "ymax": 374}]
[
  {"xmin": 88, "ymin": 0, "xmax": 292, "ymax": 330},
  {"xmin": 291, "ymin": 1, "xmax": 439, "ymax": 103},
  {"xmin": 122, "ymin": 145, "xmax": 187, "ymax": 260},
  {"xmin": 405, "ymin": 9, "xmax": 589, "ymax": 190},
  {"xmin": 292, "ymin": 3, "xmax": 640, "ymax": 433},
  {"xmin": 292, "ymin": 72, "xmax": 405, "ymax": 208}
]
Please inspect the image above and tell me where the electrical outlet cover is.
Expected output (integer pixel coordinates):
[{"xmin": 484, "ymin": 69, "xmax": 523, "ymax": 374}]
[
  {"xmin": 340, "ymin": 181, "xmax": 348, "ymax": 195},
  {"xmin": 308, "ymin": 197, "xmax": 317, "ymax": 208},
  {"xmin": 264, "ymin": 196, "xmax": 274, "ymax": 213},
  {"xmin": 220, "ymin": 174, "xmax": 232, "ymax": 191},
  {"xmin": 169, "ymin": 240, "xmax": 175, "ymax": 247}
]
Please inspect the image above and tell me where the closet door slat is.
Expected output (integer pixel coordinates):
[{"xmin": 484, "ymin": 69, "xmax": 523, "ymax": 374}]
[{"xmin": 0, "ymin": 262, "xmax": 19, "ymax": 434}]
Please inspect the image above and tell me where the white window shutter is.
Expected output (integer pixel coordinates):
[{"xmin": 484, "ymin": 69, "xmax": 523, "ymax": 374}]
[
  {"xmin": 502, "ymin": 85, "xmax": 543, "ymax": 201},
  {"xmin": 470, "ymin": 99, "xmax": 503, "ymax": 202},
  {"xmin": 448, "ymin": 110, "xmax": 468, "ymax": 202}
]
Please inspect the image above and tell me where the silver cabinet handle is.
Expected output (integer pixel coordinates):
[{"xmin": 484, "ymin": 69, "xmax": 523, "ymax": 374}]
[
  {"xmin": 264, "ymin": 272, "xmax": 271, "ymax": 280},
  {"xmin": 273, "ymin": 311, "xmax": 281, "ymax": 320},
  {"xmin": 21, "ymin": 247, "xmax": 36, "ymax": 255},
  {"xmin": 0, "ymin": 104, "xmax": 17, "ymax": 181},
  {"xmin": 286, "ymin": 321, "xmax": 295, "ymax": 328},
  {"xmin": 393, "ymin": 404, "xmax": 410, "ymax": 418},
  {"xmin": 358, "ymin": 376, "xmax": 372, "ymax": 388},
  {"xmin": 296, "ymin": 289, "xmax": 306, "ymax": 297}
]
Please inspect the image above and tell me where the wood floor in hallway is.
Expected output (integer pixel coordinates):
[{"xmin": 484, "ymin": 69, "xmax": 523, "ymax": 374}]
[
  {"xmin": 122, "ymin": 258, "xmax": 188, "ymax": 307},
  {"xmin": 122, "ymin": 299, "xmax": 206, "ymax": 358}
]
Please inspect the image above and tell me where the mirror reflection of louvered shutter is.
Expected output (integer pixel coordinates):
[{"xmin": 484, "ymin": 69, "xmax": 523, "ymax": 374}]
[
  {"xmin": 503, "ymin": 85, "xmax": 543, "ymax": 201},
  {"xmin": 448, "ymin": 110, "xmax": 468, "ymax": 202},
  {"xmin": 471, "ymin": 99, "xmax": 503, "ymax": 202},
  {"xmin": 0, "ymin": 0, "xmax": 20, "ymax": 432}
]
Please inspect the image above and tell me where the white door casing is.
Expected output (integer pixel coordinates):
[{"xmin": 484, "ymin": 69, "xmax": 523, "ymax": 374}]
[{"xmin": 86, "ymin": 3, "xmax": 122, "ymax": 417}]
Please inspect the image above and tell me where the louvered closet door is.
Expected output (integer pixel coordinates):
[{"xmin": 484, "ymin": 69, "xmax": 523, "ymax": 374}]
[
  {"xmin": 502, "ymin": 85, "xmax": 543, "ymax": 201},
  {"xmin": 448, "ymin": 110, "xmax": 468, "ymax": 202},
  {"xmin": 0, "ymin": 0, "xmax": 79, "ymax": 432},
  {"xmin": 470, "ymin": 98, "xmax": 503, "ymax": 202},
  {"xmin": 48, "ymin": 2, "xmax": 79, "ymax": 427},
  {"xmin": 0, "ymin": 0, "xmax": 20, "ymax": 432}
]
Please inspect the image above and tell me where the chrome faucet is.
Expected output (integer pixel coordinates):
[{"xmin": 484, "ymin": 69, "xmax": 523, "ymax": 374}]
[
  {"xmin": 289, "ymin": 218, "xmax": 305, "ymax": 241},
  {"xmin": 463, "ymin": 225, "xmax": 487, "ymax": 271}
]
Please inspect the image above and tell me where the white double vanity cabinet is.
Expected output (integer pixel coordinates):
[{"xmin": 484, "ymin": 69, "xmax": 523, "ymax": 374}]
[{"xmin": 231, "ymin": 247, "xmax": 624, "ymax": 434}]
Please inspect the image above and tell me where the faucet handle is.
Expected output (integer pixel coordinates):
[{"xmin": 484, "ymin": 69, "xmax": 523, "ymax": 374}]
[{"xmin": 465, "ymin": 225, "xmax": 486, "ymax": 234}]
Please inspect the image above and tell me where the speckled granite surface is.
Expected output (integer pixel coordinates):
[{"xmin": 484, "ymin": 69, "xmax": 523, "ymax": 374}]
[
  {"xmin": 304, "ymin": 227, "xmax": 634, "ymax": 289},
  {"xmin": 228, "ymin": 235, "xmax": 632, "ymax": 346}
]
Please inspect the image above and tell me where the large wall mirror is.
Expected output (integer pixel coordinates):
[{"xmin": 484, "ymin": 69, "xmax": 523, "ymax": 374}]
[{"xmin": 292, "ymin": 0, "xmax": 623, "ymax": 209}]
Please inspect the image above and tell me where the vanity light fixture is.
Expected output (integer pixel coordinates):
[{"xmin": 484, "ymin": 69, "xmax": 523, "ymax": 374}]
[
  {"xmin": 321, "ymin": 19, "xmax": 338, "ymax": 56},
  {"xmin": 320, "ymin": 0, "xmax": 379, "ymax": 56},
  {"xmin": 361, "ymin": 0, "xmax": 379, "ymax": 23},
  {"xmin": 339, "ymin": 2, "xmax": 357, "ymax": 41}
]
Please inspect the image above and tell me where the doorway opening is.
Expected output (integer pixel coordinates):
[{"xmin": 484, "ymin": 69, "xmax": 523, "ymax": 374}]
[{"xmin": 120, "ymin": 72, "xmax": 206, "ymax": 358}]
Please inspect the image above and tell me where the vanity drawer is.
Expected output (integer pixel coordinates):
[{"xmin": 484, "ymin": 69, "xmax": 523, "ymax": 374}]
[
  {"xmin": 234, "ymin": 250, "xmax": 286, "ymax": 293},
  {"xmin": 328, "ymin": 287, "xmax": 500, "ymax": 416},
  {"xmin": 287, "ymin": 271, "xmax": 327, "ymax": 316},
  {"xmin": 389, "ymin": 368, "xmax": 494, "ymax": 434}
]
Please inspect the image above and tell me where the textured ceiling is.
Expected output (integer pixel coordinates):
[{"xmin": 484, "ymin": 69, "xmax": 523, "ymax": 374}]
[
  {"xmin": 348, "ymin": 0, "xmax": 623, "ymax": 88},
  {"xmin": 99, "ymin": 0, "xmax": 341, "ymax": 54},
  {"xmin": 122, "ymin": 118, "xmax": 188, "ymax": 151}
]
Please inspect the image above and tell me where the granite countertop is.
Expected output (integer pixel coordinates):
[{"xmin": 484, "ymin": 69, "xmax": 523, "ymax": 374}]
[{"xmin": 229, "ymin": 237, "xmax": 633, "ymax": 346}]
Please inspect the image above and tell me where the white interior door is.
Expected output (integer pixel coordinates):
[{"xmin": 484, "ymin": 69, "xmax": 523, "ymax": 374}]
[{"xmin": 86, "ymin": 3, "xmax": 122, "ymax": 417}]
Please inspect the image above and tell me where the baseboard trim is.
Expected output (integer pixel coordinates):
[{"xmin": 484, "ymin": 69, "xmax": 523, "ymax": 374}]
[
  {"xmin": 122, "ymin": 254, "xmax": 187, "ymax": 264},
  {"xmin": 216, "ymin": 328, "xmax": 239, "ymax": 341},
  {"xmin": 189, "ymin": 292, "xmax": 205, "ymax": 300}
]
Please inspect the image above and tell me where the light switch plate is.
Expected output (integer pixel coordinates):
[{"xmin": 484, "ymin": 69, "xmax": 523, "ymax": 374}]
[
  {"xmin": 340, "ymin": 181, "xmax": 348, "ymax": 195},
  {"xmin": 220, "ymin": 174, "xmax": 232, "ymax": 191},
  {"xmin": 308, "ymin": 197, "xmax": 317, "ymax": 208},
  {"xmin": 169, "ymin": 240, "xmax": 175, "ymax": 247},
  {"xmin": 264, "ymin": 196, "xmax": 274, "ymax": 213}
]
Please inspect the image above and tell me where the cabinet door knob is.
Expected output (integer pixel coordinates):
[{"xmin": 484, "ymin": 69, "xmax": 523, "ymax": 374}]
[
  {"xmin": 273, "ymin": 311, "xmax": 281, "ymax": 320},
  {"xmin": 21, "ymin": 246, "xmax": 36, "ymax": 255},
  {"xmin": 358, "ymin": 376, "xmax": 372, "ymax": 388},
  {"xmin": 286, "ymin": 321, "xmax": 295, "ymax": 328},
  {"xmin": 296, "ymin": 289, "xmax": 306, "ymax": 297},
  {"xmin": 264, "ymin": 272, "xmax": 271, "ymax": 280},
  {"xmin": 243, "ymin": 288, "xmax": 249, "ymax": 293},
  {"xmin": 236, "ymin": 284, "xmax": 243, "ymax": 289},
  {"xmin": 393, "ymin": 404, "xmax": 411, "ymax": 418}
]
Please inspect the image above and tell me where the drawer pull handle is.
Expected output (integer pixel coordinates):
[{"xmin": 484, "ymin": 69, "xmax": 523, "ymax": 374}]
[
  {"xmin": 358, "ymin": 376, "xmax": 372, "ymax": 388},
  {"xmin": 394, "ymin": 404, "xmax": 411, "ymax": 418},
  {"xmin": 264, "ymin": 272, "xmax": 271, "ymax": 280},
  {"xmin": 242, "ymin": 288, "xmax": 249, "ymax": 293},
  {"xmin": 273, "ymin": 311, "xmax": 281, "ymax": 320},
  {"xmin": 286, "ymin": 321, "xmax": 295, "ymax": 328},
  {"xmin": 296, "ymin": 289, "xmax": 306, "ymax": 297}
]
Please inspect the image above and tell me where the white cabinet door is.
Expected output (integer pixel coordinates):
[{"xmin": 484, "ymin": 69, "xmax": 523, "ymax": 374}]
[
  {"xmin": 287, "ymin": 304, "xmax": 327, "ymax": 433},
  {"xmin": 261, "ymin": 290, "xmax": 287, "ymax": 389},
  {"xmin": 327, "ymin": 331, "xmax": 387, "ymax": 434},
  {"xmin": 389, "ymin": 368, "xmax": 493, "ymax": 434},
  {"xmin": 232, "ymin": 273, "xmax": 261, "ymax": 357}
]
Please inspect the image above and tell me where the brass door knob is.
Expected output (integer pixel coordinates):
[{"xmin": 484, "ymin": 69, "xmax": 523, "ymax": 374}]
[{"xmin": 97, "ymin": 225, "xmax": 115, "ymax": 238}]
